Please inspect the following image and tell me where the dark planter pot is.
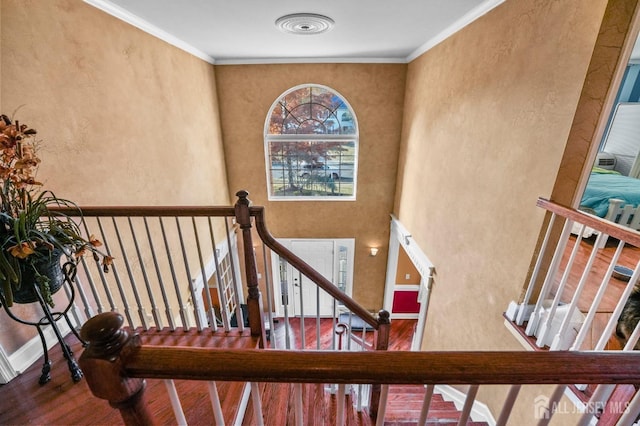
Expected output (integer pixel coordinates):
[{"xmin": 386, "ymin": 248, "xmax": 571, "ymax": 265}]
[{"xmin": 11, "ymin": 250, "xmax": 65, "ymax": 305}]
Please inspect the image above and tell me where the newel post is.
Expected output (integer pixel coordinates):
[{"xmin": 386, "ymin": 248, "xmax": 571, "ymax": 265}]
[
  {"xmin": 79, "ymin": 312, "xmax": 154, "ymax": 426},
  {"xmin": 369, "ymin": 309, "xmax": 391, "ymax": 420},
  {"xmin": 235, "ymin": 190, "xmax": 267, "ymax": 347}
]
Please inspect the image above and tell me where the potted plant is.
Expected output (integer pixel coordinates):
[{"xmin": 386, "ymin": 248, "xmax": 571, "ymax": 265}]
[{"xmin": 0, "ymin": 114, "xmax": 112, "ymax": 308}]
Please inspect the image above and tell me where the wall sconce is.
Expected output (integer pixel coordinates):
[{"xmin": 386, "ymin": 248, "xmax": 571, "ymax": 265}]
[{"xmin": 369, "ymin": 247, "xmax": 379, "ymax": 257}]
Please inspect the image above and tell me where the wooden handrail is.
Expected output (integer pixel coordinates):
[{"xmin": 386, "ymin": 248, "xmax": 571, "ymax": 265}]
[
  {"xmin": 51, "ymin": 205, "xmax": 237, "ymax": 218},
  {"xmin": 537, "ymin": 197, "xmax": 640, "ymax": 247},
  {"xmin": 125, "ymin": 347, "xmax": 640, "ymax": 385},
  {"xmin": 80, "ymin": 312, "xmax": 640, "ymax": 390},
  {"xmin": 250, "ymin": 200, "xmax": 382, "ymax": 330}
]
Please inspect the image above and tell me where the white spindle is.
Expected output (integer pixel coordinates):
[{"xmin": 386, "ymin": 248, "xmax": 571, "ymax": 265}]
[
  {"xmin": 159, "ymin": 217, "xmax": 190, "ymax": 329},
  {"xmin": 129, "ymin": 217, "xmax": 162, "ymax": 329},
  {"xmin": 294, "ymin": 383, "xmax": 303, "ymax": 426},
  {"xmin": 250, "ymin": 382, "xmax": 264, "ymax": 426},
  {"xmin": 418, "ymin": 384, "xmax": 435, "ymax": 425},
  {"xmin": 525, "ymin": 220, "xmax": 573, "ymax": 336},
  {"xmin": 375, "ymin": 385, "xmax": 389, "ymax": 426},
  {"xmin": 577, "ymin": 384, "xmax": 615, "ymax": 426},
  {"xmin": 212, "ymin": 222, "xmax": 231, "ymax": 331},
  {"xmin": 457, "ymin": 384, "xmax": 479, "ymax": 426},
  {"xmin": 144, "ymin": 217, "xmax": 174, "ymax": 330},
  {"xmin": 571, "ymin": 240, "xmax": 625, "ymax": 350},
  {"xmin": 113, "ymin": 217, "xmax": 149, "ymax": 330},
  {"xmin": 298, "ymin": 271, "xmax": 305, "ymax": 347},
  {"xmin": 550, "ymin": 232, "xmax": 604, "ymax": 350},
  {"xmin": 224, "ymin": 217, "xmax": 245, "ymax": 332},
  {"xmin": 207, "ymin": 381, "xmax": 225, "ymax": 426},
  {"xmin": 516, "ymin": 213, "xmax": 556, "ymax": 325},
  {"xmin": 77, "ymin": 256, "xmax": 104, "ymax": 314},
  {"xmin": 316, "ymin": 285, "xmax": 321, "ymax": 349},
  {"xmin": 192, "ymin": 217, "xmax": 217, "ymax": 332},
  {"xmin": 337, "ymin": 383, "xmax": 346, "ymax": 426},
  {"xmin": 261, "ymin": 245, "xmax": 277, "ymax": 347},
  {"xmin": 595, "ymin": 261, "xmax": 640, "ymax": 350},
  {"xmin": 164, "ymin": 379, "xmax": 187, "ymax": 426},
  {"xmin": 176, "ymin": 218, "xmax": 205, "ymax": 331},
  {"xmin": 96, "ymin": 217, "xmax": 134, "ymax": 328},
  {"xmin": 537, "ymin": 385, "xmax": 565, "ymax": 426},
  {"xmin": 535, "ymin": 224, "xmax": 584, "ymax": 347},
  {"xmin": 496, "ymin": 384, "xmax": 521, "ymax": 426}
]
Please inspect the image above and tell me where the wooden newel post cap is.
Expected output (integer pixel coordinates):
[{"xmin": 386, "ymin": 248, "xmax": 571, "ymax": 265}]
[
  {"xmin": 377, "ymin": 309, "xmax": 390, "ymax": 325},
  {"xmin": 80, "ymin": 311, "xmax": 129, "ymax": 361},
  {"xmin": 79, "ymin": 312, "xmax": 148, "ymax": 415}
]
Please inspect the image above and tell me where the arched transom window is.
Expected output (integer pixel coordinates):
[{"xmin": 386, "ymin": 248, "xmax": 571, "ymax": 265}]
[{"xmin": 265, "ymin": 84, "xmax": 358, "ymax": 200}]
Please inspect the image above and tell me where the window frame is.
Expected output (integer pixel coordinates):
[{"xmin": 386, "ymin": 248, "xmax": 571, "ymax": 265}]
[{"xmin": 264, "ymin": 84, "xmax": 359, "ymax": 201}]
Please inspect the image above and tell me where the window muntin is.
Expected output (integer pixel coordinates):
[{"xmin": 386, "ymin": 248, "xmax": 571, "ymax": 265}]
[{"xmin": 265, "ymin": 85, "xmax": 358, "ymax": 200}]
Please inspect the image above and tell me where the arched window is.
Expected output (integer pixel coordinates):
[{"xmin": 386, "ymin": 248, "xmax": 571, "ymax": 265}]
[{"xmin": 264, "ymin": 84, "xmax": 358, "ymax": 200}]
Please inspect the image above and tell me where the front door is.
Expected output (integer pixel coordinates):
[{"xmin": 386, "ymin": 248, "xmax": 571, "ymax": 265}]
[{"xmin": 273, "ymin": 239, "xmax": 354, "ymax": 317}]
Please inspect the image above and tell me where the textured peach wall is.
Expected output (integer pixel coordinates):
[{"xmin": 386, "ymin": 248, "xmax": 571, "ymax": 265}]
[
  {"xmin": 216, "ymin": 64, "xmax": 406, "ymax": 309},
  {"xmin": 396, "ymin": 0, "xmax": 626, "ymax": 422},
  {"xmin": 0, "ymin": 1, "xmax": 228, "ymax": 354}
]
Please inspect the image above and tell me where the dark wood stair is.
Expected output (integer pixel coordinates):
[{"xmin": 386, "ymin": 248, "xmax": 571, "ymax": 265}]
[{"xmin": 383, "ymin": 385, "xmax": 489, "ymax": 425}]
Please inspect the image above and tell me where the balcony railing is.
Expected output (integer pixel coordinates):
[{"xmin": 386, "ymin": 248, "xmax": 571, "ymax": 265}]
[{"xmin": 505, "ymin": 197, "xmax": 640, "ymax": 424}]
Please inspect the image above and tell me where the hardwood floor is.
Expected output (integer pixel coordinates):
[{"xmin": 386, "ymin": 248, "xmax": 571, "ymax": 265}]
[
  {"xmin": 505, "ymin": 234, "xmax": 640, "ymax": 406},
  {"xmin": 0, "ymin": 318, "xmax": 426, "ymax": 425}
]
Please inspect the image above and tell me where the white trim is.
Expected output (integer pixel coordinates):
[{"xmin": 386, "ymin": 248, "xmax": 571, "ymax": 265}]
[
  {"xmin": 0, "ymin": 346, "xmax": 17, "ymax": 384},
  {"xmin": 1, "ymin": 319, "xmax": 73, "ymax": 383},
  {"xmin": 216, "ymin": 57, "xmax": 408, "ymax": 65},
  {"xmin": 406, "ymin": 0, "xmax": 505, "ymax": 62},
  {"xmin": 435, "ymin": 385, "xmax": 497, "ymax": 425},
  {"xmin": 83, "ymin": 0, "xmax": 216, "ymax": 64},
  {"xmin": 384, "ymin": 216, "xmax": 435, "ymax": 313},
  {"xmin": 389, "ymin": 285, "xmax": 421, "ymax": 319}
]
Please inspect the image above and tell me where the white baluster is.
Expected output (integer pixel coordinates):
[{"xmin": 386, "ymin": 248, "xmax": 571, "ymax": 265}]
[{"xmin": 164, "ymin": 379, "xmax": 187, "ymax": 426}]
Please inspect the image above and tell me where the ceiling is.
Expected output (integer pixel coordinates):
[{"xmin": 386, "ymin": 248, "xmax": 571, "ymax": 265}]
[{"xmin": 85, "ymin": 0, "xmax": 505, "ymax": 64}]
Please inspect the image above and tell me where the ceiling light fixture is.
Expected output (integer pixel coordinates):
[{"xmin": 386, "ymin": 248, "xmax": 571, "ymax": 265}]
[{"xmin": 275, "ymin": 13, "xmax": 335, "ymax": 35}]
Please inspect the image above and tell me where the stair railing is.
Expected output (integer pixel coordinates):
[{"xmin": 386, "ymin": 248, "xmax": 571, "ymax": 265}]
[
  {"xmin": 53, "ymin": 190, "xmax": 390, "ymax": 415},
  {"xmin": 80, "ymin": 311, "xmax": 640, "ymax": 426},
  {"xmin": 52, "ymin": 190, "xmax": 389, "ymax": 345}
]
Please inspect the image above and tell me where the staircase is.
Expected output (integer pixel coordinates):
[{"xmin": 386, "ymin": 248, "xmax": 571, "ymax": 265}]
[
  {"xmin": 239, "ymin": 383, "xmax": 490, "ymax": 425},
  {"xmin": 384, "ymin": 385, "xmax": 489, "ymax": 425}
]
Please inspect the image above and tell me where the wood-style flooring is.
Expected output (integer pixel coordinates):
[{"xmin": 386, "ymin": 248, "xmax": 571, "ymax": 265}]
[{"xmin": 2, "ymin": 318, "xmax": 455, "ymax": 425}]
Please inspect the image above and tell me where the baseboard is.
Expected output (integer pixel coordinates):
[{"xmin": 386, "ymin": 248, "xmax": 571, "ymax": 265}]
[
  {"xmin": 0, "ymin": 347, "xmax": 16, "ymax": 384},
  {"xmin": 2, "ymin": 318, "xmax": 74, "ymax": 383},
  {"xmin": 435, "ymin": 384, "xmax": 497, "ymax": 425}
]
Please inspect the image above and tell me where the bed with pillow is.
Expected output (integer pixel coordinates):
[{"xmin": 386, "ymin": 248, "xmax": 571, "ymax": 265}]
[
  {"xmin": 575, "ymin": 167, "xmax": 640, "ymax": 242},
  {"xmin": 580, "ymin": 167, "xmax": 640, "ymax": 217}
]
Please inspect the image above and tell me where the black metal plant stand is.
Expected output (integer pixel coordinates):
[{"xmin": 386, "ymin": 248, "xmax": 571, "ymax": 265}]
[{"xmin": 0, "ymin": 261, "xmax": 85, "ymax": 385}]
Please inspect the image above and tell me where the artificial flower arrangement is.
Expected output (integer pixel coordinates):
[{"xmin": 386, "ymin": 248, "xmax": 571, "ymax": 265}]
[{"xmin": 0, "ymin": 114, "xmax": 112, "ymax": 307}]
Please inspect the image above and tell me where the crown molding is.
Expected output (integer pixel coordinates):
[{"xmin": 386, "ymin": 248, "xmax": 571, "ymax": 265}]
[
  {"xmin": 83, "ymin": 0, "xmax": 216, "ymax": 64},
  {"xmin": 406, "ymin": 0, "xmax": 505, "ymax": 63}
]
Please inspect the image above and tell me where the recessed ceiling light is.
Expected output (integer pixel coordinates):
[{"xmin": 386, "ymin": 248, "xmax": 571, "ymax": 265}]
[{"xmin": 275, "ymin": 13, "xmax": 335, "ymax": 35}]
